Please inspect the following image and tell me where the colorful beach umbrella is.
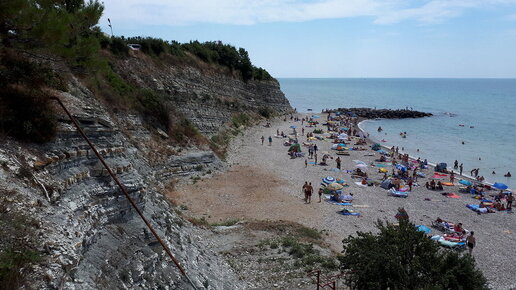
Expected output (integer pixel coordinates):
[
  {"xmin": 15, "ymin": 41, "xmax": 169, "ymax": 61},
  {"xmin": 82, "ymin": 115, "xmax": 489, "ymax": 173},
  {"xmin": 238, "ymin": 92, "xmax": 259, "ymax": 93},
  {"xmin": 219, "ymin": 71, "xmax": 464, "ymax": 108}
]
[
  {"xmin": 493, "ymin": 182, "xmax": 509, "ymax": 190},
  {"xmin": 322, "ymin": 176, "xmax": 336, "ymax": 184}
]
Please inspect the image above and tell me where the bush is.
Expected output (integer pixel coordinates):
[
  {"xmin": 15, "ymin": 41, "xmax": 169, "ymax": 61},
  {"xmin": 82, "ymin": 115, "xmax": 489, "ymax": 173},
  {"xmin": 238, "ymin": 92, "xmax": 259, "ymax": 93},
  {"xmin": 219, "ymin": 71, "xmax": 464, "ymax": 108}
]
[
  {"xmin": 340, "ymin": 220, "xmax": 488, "ymax": 289},
  {"xmin": 258, "ymin": 107, "xmax": 273, "ymax": 118},
  {"xmin": 0, "ymin": 87, "xmax": 56, "ymax": 143},
  {"xmin": 109, "ymin": 37, "xmax": 129, "ymax": 56}
]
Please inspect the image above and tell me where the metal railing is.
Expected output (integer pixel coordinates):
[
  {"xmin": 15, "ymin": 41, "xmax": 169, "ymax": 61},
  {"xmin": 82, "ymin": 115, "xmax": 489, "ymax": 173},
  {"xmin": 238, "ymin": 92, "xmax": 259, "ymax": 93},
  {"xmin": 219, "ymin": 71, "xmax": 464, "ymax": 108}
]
[{"xmin": 51, "ymin": 97, "xmax": 199, "ymax": 289}]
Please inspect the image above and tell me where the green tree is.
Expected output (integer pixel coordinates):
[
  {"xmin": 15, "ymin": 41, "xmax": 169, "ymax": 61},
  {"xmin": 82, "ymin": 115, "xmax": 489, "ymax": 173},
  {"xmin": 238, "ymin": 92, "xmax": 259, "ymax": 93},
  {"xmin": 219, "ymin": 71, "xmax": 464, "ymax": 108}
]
[{"xmin": 340, "ymin": 220, "xmax": 488, "ymax": 290}]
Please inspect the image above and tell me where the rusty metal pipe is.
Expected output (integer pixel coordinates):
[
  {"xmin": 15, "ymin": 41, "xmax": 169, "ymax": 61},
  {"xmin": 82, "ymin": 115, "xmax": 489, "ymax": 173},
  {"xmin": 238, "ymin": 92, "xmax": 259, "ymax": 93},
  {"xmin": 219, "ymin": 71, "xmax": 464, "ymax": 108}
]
[{"xmin": 50, "ymin": 97, "xmax": 199, "ymax": 289}]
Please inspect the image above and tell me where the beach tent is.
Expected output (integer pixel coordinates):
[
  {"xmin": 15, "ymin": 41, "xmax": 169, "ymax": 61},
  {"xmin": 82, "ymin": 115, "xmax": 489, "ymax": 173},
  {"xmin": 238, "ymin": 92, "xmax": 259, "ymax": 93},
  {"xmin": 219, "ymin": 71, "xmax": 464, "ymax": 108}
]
[
  {"xmin": 459, "ymin": 179, "xmax": 473, "ymax": 186},
  {"xmin": 493, "ymin": 182, "xmax": 509, "ymax": 190},
  {"xmin": 288, "ymin": 143, "xmax": 301, "ymax": 153},
  {"xmin": 435, "ymin": 163, "xmax": 447, "ymax": 173},
  {"xmin": 371, "ymin": 143, "xmax": 381, "ymax": 151},
  {"xmin": 380, "ymin": 179, "xmax": 392, "ymax": 189},
  {"xmin": 416, "ymin": 225, "xmax": 432, "ymax": 234},
  {"xmin": 395, "ymin": 164, "xmax": 407, "ymax": 172}
]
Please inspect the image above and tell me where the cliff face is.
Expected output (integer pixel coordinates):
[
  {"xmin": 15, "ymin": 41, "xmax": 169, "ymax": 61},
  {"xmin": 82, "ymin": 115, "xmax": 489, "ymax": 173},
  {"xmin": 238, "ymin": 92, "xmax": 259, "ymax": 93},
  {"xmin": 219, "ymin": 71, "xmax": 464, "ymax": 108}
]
[
  {"xmin": 113, "ymin": 53, "xmax": 292, "ymax": 135},
  {"xmin": 0, "ymin": 55, "xmax": 291, "ymax": 289}
]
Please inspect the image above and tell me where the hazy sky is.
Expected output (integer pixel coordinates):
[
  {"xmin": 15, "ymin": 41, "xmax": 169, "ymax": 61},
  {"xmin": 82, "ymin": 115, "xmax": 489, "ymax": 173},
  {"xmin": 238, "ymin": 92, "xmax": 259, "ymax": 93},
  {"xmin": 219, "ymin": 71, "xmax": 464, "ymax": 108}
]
[{"xmin": 99, "ymin": 0, "xmax": 516, "ymax": 78}]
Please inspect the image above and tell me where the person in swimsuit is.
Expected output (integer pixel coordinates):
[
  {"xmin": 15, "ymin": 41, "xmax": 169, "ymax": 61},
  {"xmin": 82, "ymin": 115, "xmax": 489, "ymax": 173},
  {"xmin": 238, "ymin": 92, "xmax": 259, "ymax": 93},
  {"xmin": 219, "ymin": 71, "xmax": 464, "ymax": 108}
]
[{"xmin": 466, "ymin": 232, "xmax": 476, "ymax": 254}]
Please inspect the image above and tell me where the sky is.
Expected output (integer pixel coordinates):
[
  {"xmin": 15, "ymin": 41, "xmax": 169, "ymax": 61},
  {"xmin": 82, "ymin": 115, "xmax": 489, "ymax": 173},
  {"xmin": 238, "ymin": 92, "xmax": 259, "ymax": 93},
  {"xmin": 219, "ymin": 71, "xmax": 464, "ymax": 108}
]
[{"xmin": 99, "ymin": 0, "xmax": 516, "ymax": 78}]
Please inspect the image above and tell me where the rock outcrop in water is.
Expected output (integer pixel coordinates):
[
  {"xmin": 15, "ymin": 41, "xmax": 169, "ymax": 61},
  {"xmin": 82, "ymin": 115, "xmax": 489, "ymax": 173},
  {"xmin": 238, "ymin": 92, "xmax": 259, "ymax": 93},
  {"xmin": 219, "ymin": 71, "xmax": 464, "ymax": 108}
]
[{"xmin": 328, "ymin": 108, "xmax": 432, "ymax": 119}]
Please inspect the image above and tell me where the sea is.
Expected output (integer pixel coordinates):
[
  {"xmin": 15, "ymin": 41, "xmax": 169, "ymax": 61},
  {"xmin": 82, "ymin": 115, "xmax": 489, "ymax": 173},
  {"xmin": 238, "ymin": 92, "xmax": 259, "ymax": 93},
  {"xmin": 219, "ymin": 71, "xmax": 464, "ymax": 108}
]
[{"xmin": 278, "ymin": 78, "xmax": 516, "ymax": 189}]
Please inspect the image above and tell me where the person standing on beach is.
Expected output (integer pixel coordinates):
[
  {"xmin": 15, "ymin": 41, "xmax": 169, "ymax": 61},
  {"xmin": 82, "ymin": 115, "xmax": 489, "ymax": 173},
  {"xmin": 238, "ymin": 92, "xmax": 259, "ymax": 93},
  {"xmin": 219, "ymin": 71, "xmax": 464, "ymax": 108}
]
[
  {"xmin": 261, "ymin": 136, "xmax": 265, "ymax": 145},
  {"xmin": 305, "ymin": 159, "xmax": 308, "ymax": 168},
  {"xmin": 336, "ymin": 157, "xmax": 341, "ymax": 170},
  {"xmin": 466, "ymin": 232, "xmax": 476, "ymax": 254},
  {"xmin": 454, "ymin": 160, "xmax": 459, "ymax": 169},
  {"xmin": 407, "ymin": 177, "xmax": 413, "ymax": 191},
  {"xmin": 318, "ymin": 187, "xmax": 323, "ymax": 202},
  {"xmin": 459, "ymin": 163, "xmax": 463, "ymax": 175},
  {"xmin": 268, "ymin": 136, "xmax": 272, "ymax": 146},
  {"xmin": 314, "ymin": 154, "xmax": 318, "ymax": 165},
  {"xmin": 450, "ymin": 172, "xmax": 455, "ymax": 183},
  {"xmin": 305, "ymin": 182, "xmax": 313, "ymax": 203},
  {"xmin": 314, "ymin": 144, "xmax": 318, "ymax": 154},
  {"xmin": 507, "ymin": 193, "xmax": 514, "ymax": 211}
]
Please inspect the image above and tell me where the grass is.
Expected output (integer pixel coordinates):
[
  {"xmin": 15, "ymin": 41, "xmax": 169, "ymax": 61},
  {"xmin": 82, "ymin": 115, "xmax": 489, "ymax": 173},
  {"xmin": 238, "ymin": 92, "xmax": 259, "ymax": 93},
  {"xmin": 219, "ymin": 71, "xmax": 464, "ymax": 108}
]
[
  {"xmin": 257, "ymin": 236, "xmax": 339, "ymax": 270},
  {"xmin": 296, "ymin": 227, "xmax": 322, "ymax": 240}
]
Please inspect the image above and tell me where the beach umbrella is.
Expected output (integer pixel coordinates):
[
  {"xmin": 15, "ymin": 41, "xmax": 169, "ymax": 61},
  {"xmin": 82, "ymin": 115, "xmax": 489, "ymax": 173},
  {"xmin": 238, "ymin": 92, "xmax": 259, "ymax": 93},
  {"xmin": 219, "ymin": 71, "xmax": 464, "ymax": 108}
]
[
  {"xmin": 353, "ymin": 160, "xmax": 366, "ymax": 165},
  {"xmin": 312, "ymin": 115, "xmax": 320, "ymax": 119},
  {"xmin": 326, "ymin": 182, "xmax": 344, "ymax": 191},
  {"xmin": 322, "ymin": 176, "xmax": 336, "ymax": 184},
  {"xmin": 290, "ymin": 125, "xmax": 297, "ymax": 129},
  {"xmin": 493, "ymin": 182, "xmax": 509, "ymax": 190},
  {"xmin": 416, "ymin": 225, "xmax": 432, "ymax": 234},
  {"xmin": 356, "ymin": 164, "xmax": 368, "ymax": 169},
  {"xmin": 459, "ymin": 179, "xmax": 472, "ymax": 186}
]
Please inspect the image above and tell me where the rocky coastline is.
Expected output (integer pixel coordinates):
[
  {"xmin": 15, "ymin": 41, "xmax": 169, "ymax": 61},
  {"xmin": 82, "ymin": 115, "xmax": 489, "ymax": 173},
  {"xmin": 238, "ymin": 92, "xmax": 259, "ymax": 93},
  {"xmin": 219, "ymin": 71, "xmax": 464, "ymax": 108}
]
[{"xmin": 327, "ymin": 107, "xmax": 432, "ymax": 119}]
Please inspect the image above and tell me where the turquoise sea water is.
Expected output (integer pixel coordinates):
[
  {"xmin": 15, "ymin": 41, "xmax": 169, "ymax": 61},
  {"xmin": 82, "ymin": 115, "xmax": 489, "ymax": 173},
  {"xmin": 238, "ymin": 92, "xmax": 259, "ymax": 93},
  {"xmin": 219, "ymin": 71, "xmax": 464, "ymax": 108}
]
[{"xmin": 278, "ymin": 78, "xmax": 516, "ymax": 189}]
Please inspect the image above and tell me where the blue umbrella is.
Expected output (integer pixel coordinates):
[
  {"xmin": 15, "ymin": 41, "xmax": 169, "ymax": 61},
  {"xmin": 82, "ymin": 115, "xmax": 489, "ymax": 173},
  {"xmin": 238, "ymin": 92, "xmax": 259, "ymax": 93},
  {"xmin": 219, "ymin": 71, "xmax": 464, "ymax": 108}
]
[
  {"xmin": 322, "ymin": 176, "xmax": 336, "ymax": 184},
  {"xmin": 459, "ymin": 179, "xmax": 472, "ymax": 186},
  {"xmin": 290, "ymin": 125, "xmax": 297, "ymax": 129},
  {"xmin": 312, "ymin": 115, "xmax": 321, "ymax": 119},
  {"xmin": 493, "ymin": 182, "xmax": 509, "ymax": 190},
  {"xmin": 416, "ymin": 225, "xmax": 432, "ymax": 234}
]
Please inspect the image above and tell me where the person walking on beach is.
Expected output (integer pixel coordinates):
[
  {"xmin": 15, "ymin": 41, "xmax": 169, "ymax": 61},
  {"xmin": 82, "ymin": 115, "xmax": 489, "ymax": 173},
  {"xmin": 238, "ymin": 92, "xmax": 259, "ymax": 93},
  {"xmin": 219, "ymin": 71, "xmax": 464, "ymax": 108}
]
[
  {"xmin": 261, "ymin": 136, "xmax": 265, "ymax": 145},
  {"xmin": 305, "ymin": 182, "xmax": 313, "ymax": 203},
  {"xmin": 268, "ymin": 136, "xmax": 272, "ymax": 146},
  {"xmin": 314, "ymin": 144, "xmax": 318, "ymax": 154},
  {"xmin": 336, "ymin": 157, "xmax": 341, "ymax": 170},
  {"xmin": 314, "ymin": 154, "xmax": 318, "ymax": 166},
  {"xmin": 454, "ymin": 160, "xmax": 459, "ymax": 169},
  {"xmin": 407, "ymin": 177, "xmax": 413, "ymax": 191},
  {"xmin": 302, "ymin": 182, "xmax": 309, "ymax": 202},
  {"xmin": 507, "ymin": 193, "xmax": 514, "ymax": 211},
  {"xmin": 305, "ymin": 159, "xmax": 308, "ymax": 168},
  {"xmin": 318, "ymin": 187, "xmax": 323, "ymax": 202},
  {"xmin": 459, "ymin": 163, "xmax": 463, "ymax": 175},
  {"xmin": 466, "ymin": 232, "xmax": 476, "ymax": 254}
]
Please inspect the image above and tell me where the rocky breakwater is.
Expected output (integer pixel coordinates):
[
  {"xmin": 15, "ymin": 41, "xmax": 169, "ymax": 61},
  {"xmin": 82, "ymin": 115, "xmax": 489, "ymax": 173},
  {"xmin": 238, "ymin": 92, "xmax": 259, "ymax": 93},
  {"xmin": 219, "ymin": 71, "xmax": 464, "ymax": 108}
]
[
  {"xmin": 330, "ymin": 108, "xmax": 432, "ymax": 119},
  {"xmin": 0, "ymin": 78, "xmax": 242, "ymax": 289},
  {"xmin": 113, "ymin": 54, "xmax": 293, "ymax": 136}
]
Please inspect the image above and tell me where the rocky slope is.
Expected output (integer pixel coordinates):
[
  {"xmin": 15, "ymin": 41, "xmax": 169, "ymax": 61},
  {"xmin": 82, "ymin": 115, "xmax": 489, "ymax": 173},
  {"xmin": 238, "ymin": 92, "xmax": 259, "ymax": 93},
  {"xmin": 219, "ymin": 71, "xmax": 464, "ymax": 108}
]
[
  {"xmin": 0, "ymin": 55, "xmax": 292, "ymax": 289},
  {"xmin": 113, "ymin": 53, "xmax": 292, "ymax": 135}
]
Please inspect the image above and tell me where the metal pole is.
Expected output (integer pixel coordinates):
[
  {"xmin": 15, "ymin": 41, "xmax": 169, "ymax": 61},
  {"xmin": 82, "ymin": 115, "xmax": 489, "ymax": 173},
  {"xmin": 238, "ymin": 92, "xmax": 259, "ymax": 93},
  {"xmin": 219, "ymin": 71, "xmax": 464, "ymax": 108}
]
[{"xmin": 50, "ymin": 97, "xmax": 199, "ymax": 290}]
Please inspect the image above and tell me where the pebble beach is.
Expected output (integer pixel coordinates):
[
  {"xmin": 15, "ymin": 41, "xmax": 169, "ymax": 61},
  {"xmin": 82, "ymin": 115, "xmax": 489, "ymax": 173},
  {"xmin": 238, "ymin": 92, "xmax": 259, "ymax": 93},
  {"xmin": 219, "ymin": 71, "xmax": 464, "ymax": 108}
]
[{"xmin": 175, "ymin": 112, "xmax": 516, "ymax": 289}]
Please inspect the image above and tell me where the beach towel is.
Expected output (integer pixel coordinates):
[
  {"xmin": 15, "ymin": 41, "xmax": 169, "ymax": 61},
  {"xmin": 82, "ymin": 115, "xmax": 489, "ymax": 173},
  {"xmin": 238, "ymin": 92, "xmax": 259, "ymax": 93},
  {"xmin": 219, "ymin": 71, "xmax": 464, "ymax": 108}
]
[
  {"xmin": 338, "ymin": 209, "xmax": 360, "ymax": 216},
  {"xmin": 416, "ymin": 225, "xmax": 432, "ymax": 234},
  {"xmin": 326, "ymin": 200, "xmax": 352, "ymax": 206},
  {"xmin": 389, "ymin": 188, "xmax": 408, "ymax": 198},
  {"xmin": 354, "ymin": 182, "xmax": 368, "ymax": 187},
  {"xmin": 441, "ymin": 182, "xmax": 454, "ymax": 186},
  {"xmin": 446, "ymin": 193, "xmax": 461, "ymax": 198},
  {"xmin": 466, "ymin": 204, "xmax": 488, "ymax": 213},
  {"xmin": 353, "ymin": 204, "xmax": 370, "ymax": 208}
]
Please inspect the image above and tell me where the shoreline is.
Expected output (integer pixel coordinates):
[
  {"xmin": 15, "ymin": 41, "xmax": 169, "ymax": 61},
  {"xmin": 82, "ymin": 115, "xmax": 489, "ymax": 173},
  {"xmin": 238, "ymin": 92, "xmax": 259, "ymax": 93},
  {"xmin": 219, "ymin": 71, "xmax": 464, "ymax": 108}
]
[
  {"xmin": 357, "ymin": 119, "xmax": 505, "ymax": 188},
  {"xmin": 171, "ymin": 111, "xmax": 516, "ymax": 289}
]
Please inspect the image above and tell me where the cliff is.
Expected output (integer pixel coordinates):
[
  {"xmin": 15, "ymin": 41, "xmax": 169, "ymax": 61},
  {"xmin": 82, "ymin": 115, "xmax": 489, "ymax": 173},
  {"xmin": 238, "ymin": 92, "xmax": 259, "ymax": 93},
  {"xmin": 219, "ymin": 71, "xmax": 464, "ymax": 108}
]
[
  {"xmin": 0, "ymin": 52, "xmax": 292, "ymax": 289},
  {"xmin": 113, "ymin": 52, "xmax": 292, "ymax": 135}
]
